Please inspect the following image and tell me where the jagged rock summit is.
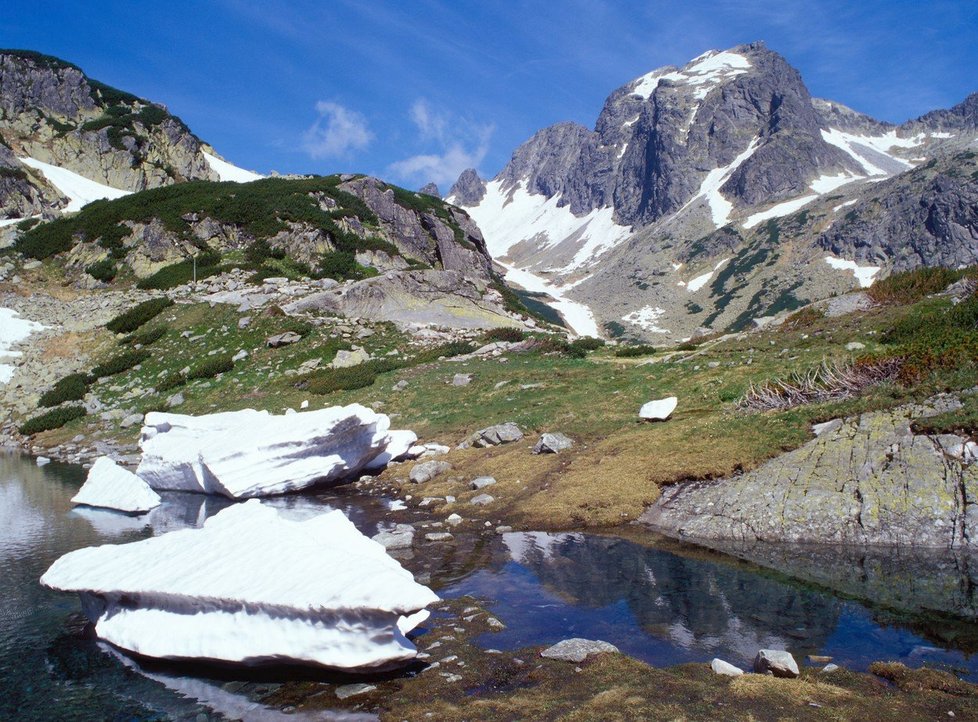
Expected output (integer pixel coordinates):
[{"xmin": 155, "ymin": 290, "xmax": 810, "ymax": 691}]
[{"xmin": 450, "ymin": 42, "xmax": 978, "ymax": 341}]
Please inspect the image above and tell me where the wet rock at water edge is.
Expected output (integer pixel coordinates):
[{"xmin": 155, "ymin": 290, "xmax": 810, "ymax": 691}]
[{"xmin": 540, "ymin": 638, "xmax": 619, "ymax": 663}]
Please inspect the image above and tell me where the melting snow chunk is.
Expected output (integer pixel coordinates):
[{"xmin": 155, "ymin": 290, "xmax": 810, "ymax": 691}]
[
  {"xmin": 824, "ymin": 256, "xmax": 880, "ymax": 288},
  {"xmin": 40, "ymin": 500, "xmax": 439, "ymax": 670},
  {"xmin": 18, "ymin": 157, "xmax": 130, "ymax": 212},
  {"xmin": 71, "ymin": 457, "xmax": 161, "ymax": 514},
  {"xmin": 137, "ymin": 405, "xmax": 416, "ymax": 498},
  {"xmin": 202, "ymin": 151, "xmax": 263, "ymax": 183}
]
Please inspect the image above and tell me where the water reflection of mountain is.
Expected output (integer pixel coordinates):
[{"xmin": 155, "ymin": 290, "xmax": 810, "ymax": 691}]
[{"xmin": 497, "ymin": 532, "xmax": 841, "ymax": 663}]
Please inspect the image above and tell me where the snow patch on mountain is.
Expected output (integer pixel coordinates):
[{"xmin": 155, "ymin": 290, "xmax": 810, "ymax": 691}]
[
  {"xmin": 0, "ymin": 308, "xmax": 45, "ymax": 384},
  {"xmin": 742, "ymin": 171, "xmax": 863, "ymax": 229},
  {"xmin": 630, "ymin": 50, "xmax": 751, "ymax": 101},
  {"xmin": 464, "ymin": 180, "xmax": 631, "ymax": 272},
  {"xmin": 18, "ymin": 157, "xmax": 130, "ymax": 212},
  {"xmin": 622, "ymin": 306, "xmax": 669, "ymax": 334},
  {"xmin": 500, "ymin": 263, "xmax": 599, "ymax": 337},
  {"xmin": 819, "ymin": 129, "xmax": 921, "ymax": 176},
  {"xmin": 202, "ymin": 151, "xmax": 263, "ymax": 183},
  {"xmin": 824, "ymin": 256, "xmax": 880, "ymax": 288},
  {"xmin": 679, "ymin": 138, "xmax": 759, "ymax": 227},
  {"xmin": 687, "ymin": 258, "xmax": 730, "ymax": 293}
]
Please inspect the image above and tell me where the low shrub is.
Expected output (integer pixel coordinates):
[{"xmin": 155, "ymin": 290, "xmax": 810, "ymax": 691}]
[
  {"xmin": 411, "ymin": 341, "xmax": 475, "ymax": 365},
  {"xmin": 91, "ymin": 349, "xmax": 150, "ymax": 378},
  {"xmin": 782, "ymin": 306, "xmax": 824, "ymax": 330},
  {"xmin": 106, "ymin": 297, "xmax": 174, "ymax": 333},
  {"xmin": 20, "ymin": 405, "xmax": 86, "ymax": 435},
  {"xmin": 481, "ymin": 327, "xmax": 526, "ymax": 343},
  {"xmin": 570, "ymin": 336, "xmax": 605, "ymax": 352},
  {"xmin": 614, "ymin": 344, "xmax": 660, "ymax": 357},
  {"xmin": 38, "ymin": 373, "xmax": 91, "ymax": 408},
  {"xmin": 135, "ymin": 251, "xmax": 222, "ymax": 290},
  {"xmin": 85, "ymin": 258, "xmax": 117, "ymax": 282},
  {"xmin": 867, "ymin": 266, "xmax": 972, "ymax": 306},
  {"xmin": 527, "ymin": 336, "xmax": 586, "ymax": 358},
  {"xmin": 122, "ymin": 325, "xmax": 167, "ymax": 346},
  {"xmin": 155, "ymin": 372, "xmax": 186, "ymax": 393},
  {"xmin": 187, "ymin": 355, "xmax": 233, "ymax": 380},
  {"xmin": 305, "ymin": 359, "xmax": 401, "ymax": 395}
]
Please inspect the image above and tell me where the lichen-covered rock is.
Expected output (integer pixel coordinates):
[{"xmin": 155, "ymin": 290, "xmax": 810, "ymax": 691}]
[{"xmin": 643, "ymin": 398, "xmax": 978, "ymax": 548}]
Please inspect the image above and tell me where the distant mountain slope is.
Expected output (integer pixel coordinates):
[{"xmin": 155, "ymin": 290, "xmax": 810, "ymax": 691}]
[
  {"xmin": 0, "ymin": 49, "xmax": 258, "ymax": 222},
  {"xmin": 449, "ymin": 42, "xmax": 978, "ymax": 339}
]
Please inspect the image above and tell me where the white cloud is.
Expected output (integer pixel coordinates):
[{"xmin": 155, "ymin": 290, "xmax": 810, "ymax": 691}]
[
  {"xmin": 389, "ymin": 99, "xmax": 493, "ymax": 188},
  {"xmin": 302, "ymin": 101, "xmax": 373, "ymax": 159}
]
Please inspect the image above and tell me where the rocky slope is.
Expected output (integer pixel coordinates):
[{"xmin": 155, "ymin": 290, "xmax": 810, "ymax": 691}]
[
  {"xmin": 448, "ymin": 42, "xmax": 978, "ymax": 340},
  {"xmin": 0, "ymin": 49, "xmax": 246, "ymax": 222}
]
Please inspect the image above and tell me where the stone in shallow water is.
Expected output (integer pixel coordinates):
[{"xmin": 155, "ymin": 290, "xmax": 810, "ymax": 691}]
[
  {"xmin": 540, "ymin": 638, "xmax": 619, "ymax": 663},
  {"xmin": 71, "ymin": 457, "xmax": 161, "ymax": 514},
  {"xmin": 40, "ymin": 500, "xmax": 438, "ymax": 671}
]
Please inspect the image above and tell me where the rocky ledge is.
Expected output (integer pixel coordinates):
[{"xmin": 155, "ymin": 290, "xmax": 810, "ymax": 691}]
[{"xmin": 642, "ymin": 395, "xmax": 978, "ymax": 548}]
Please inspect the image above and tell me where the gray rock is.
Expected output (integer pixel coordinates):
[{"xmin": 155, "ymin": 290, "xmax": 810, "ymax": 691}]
[
  {"xmin": 119, "ymin": 412, "xmax": 144, "ymax": 429},
  {"xmin": 419, "ymin": 182, "xmax": 440, "ymax": 197},
  {"xmin": 845, "ymin": 341, "xmax": 866, "ymax": 351},
  {"xmin": 265, "ymin": 331, "xmax": 302, "ymax": 348},
  {"xmin": 425, "ymin": 532, "xmax": 454, "ymax": 543},
  {"xmin": 237, "ymin": 316, "xmax": 251, "ymax": 329},
  {"xmin": 533, "ymin": 432, "xmax": 574, "ymax": 454},
  {"xmin": 452, "ymin": 373, "xmax": 472, "ymax": 386},
  {"xmin": 470, "ymin": 493, "xmax": 494, "ymax": 506},
  {"xmin": 540, "ymin": 638, "xmax": 619, "ymax": 663},
  {"xmin": 753, "ymin": 649, "xmax": 799, "ymax": 678},
  {"xmin": 335, "ymin": 683, "xmax": 376, "ymax": 700},
  {"xmin": 447, "ymin": 169, "xmax": 486, "ymax": 205},
  {"xmin": 330, "ymin": 347, "xmax": 370, "ymax": 368},
  {"xmin": 643, "ymin": 399, "xmax": 978, "ymax": 548},
  {"xmin": 821, "ymin": 663, "xmax": 840, "ymax": 673},
  {"xmin": 410, "ymin": 460, "xmax": 452, "ymax": 484},
  {"xmin": 392, "ymin": 379, "xmax": 409, "ymax": 392},
  {"xmin": 711, "ymin": 658, "xmax": 744, "ymax": 677},
  {"xmin": 231, "ymin": 349, "xmax": 248, "ymax": 362},
  {"xmin": 466, "ymin": 422, "xmax": 524, "ymax": 448},
  {"xmin": 166, "ymin": 392, "xmax": 184, "ymax": 408},
  {"xmin": 471, "ymin": 476, "xmax": 497, "ymax": 490},
  {"xmin": 371, "ymin": 524, "xmax": 415, "ymax": 550}
]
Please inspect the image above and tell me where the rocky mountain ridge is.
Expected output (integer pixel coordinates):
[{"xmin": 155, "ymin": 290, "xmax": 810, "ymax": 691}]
[{"xmin": 448, "ymin": 42, "xmax": 978, "ymax": 340}]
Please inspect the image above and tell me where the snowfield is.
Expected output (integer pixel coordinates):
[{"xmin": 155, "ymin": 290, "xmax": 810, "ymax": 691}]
[
  {"xmin": 824, "ymin": 256, "xmax": 881, "ymax": 288},
  {"xmin": 18, "ymin": 157, "xmax": 130, "ymax": 212},
  {"xmin": 0, "ymin": 308, "xmax": 46, "ymax": 384},
  {"xmin": 631, "ymin": 50, "xmax": 751, "ymax": 101},
  {"xmin": 202, "ymin": 151, "xmax": 263, "ymax": 183}
]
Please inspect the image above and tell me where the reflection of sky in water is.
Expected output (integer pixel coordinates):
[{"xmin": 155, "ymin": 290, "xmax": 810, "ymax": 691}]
[
  {"xmin": 445, "ymin": 531, "xmax": 978, "ymax": 679},
  {"xmin": 7, "ymin": 452, "xmax": 978, "ymax": 720}
]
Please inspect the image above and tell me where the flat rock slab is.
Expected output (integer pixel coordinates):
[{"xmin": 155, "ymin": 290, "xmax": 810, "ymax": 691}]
[
  {"xmin": 711, "ymin": 658, "xmax": 744, "ymax": 677},
  {"xmin": 470, "ymin": 493, "xmax": 494, "ymax": 506},
  {"xmin": 540, "ymin": 638, "xmax": 619, "ymax": 663},
  {"xmin": 471, "ymin": 476, "xmax": 497, "ymax": 490},
  {"xmin": 639, "ymin": 396, "xmax": 677, "ymax": 421},
  {"xmin": 754, "ymin": 649, "xmax": 799, "ymax": 678}
]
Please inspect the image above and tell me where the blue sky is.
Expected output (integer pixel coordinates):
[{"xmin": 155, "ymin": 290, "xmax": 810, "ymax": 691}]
[{"xmin": 5, "ymin": 1, "xmax": 977, "ymax": 190}]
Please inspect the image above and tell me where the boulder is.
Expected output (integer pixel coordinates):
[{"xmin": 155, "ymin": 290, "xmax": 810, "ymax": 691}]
[
  {"xmin": 266, "ymin": 331, "xmax": 302, "ymax": 348},
  {"xmin": 136, "ymin": 405, "xmax": 412, "ymax": 498},
  {"xmin": 471, "ymin": 476, "xmax": 497, "ymax": 490},
  {"xmin": 41, "ymin": 501, "xmax": 439, "ymax": 671},
  {"xmin": 409, "ymin": 460, "xmax": 452, "ymax": 484},
  {"xmin": 533, "ymin": 432, "xmax": 574, "ymax": 454},
  {"xmin": 330, "ymin": 347, "xmax": 370, "ymax": 369},
  {"xmin": 753, "ymin": 649, "xmax": 799, "ymax": 678},
  {"xmin": 452, "ymin": 373, "xmax": 472, "ymax": 386},
  {"xmin": 711, "ymin": 658, "xmax": 744, "ymax": 677},
  {"xmin": 71, "ymin": 457, "xmax": 161, "ymax": 514},
  {"xmin": 465, "ymin": 422, "xmax": 524, "ymax": 448},
  {"xmin": 639, "ymin": 396, "xmax": 677, "ymax": 421},
  {"xmin": 372, "ymin": 523, "xmax": 415, "ymax": 550},
  {"xmin": 470, "ymin": 493, "xmax": 495, "ymax": 506},
  {"xmin": 540, "ymin": 638, "xmax": 619, "ymax": 663}
]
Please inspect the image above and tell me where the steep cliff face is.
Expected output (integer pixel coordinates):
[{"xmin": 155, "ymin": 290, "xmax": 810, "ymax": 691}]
[
  {"xmin": 450, "ymin": 42, "xmax": 978, "ymax": 340},
  {"xmin": 0, "ymin": 50, "xmax": 219, "ymax": 220}
]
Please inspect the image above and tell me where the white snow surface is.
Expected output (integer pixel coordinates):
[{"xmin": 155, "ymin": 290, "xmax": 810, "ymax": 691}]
[
  {"xmin": 202, "ymin": 151, "xmax": 263, "ymax": 183},
  {"xmin": 0, "ymin": 307, "xmax": 46, "ymax": 384},
  {"xmin": 71, "ymin": 457, "xmax": 161, "ymax": 514},
  {"xmin": 819, "ymin": 129, "xmax": 919, "ymax": 176},
  {"xmin": 679, "ymin": 139, "xmax": 759, "ymax": 227},
  {"xmin": 742, "ymin": 195, "xmax": 818, "ymax": 229},
  {"xmin": 18, "ymin": 157, "xmax": 130, "ymax": 212},
  {"xmin": 40, "ymin": 500, "xmax": 439, "ymax": 670},
  {"xmin": 466, "ymin": 180, "xmax": 631, "ymax": 272},
  {"xmin": 631, "ymin": 51, "xmax": 751, "ymax": 101},
  {"xmin": 136, "ymin": 405, "xmax": 414, "ymax": 498},
  {"xmin": 622, "ymin": 306, "xmax": 669, "ymax": 334},
  {"xmin": 640, "ymin": 396, "xmax": 678, "ymax": 421},
  {"xmin": 501, "ymin": 263, "xmax": 600, "ymax": 337},
  {"xmin": 687, "ymin": 258, "xmax": 730, "ymax": 293},
  {"xmin": 824, "ymin": 256, "xmax": 881, "ymax": 288}
]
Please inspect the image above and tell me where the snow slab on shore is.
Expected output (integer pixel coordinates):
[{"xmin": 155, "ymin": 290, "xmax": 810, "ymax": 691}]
[
  {"xmin": 136, "ymin": 405, "xmax": 416, "ymax": 498},
  {"xmin": 41, "ymin": 500, "xmax": 439, "ymax": 670},
  {"xmin": 71, "ymin": 457, "xmax": 161, "ymax": 513}
]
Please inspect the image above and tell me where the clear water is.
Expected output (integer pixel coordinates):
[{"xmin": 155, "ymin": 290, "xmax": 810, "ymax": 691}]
[{"xmin": 4, "ymin": 453, "xmax": 978, "ymax": 720}]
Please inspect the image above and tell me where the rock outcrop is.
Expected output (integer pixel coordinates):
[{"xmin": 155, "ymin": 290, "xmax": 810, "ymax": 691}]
[{"xmin": 642, "ymin": 397, "xmax": 978, "ymax": 548}]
